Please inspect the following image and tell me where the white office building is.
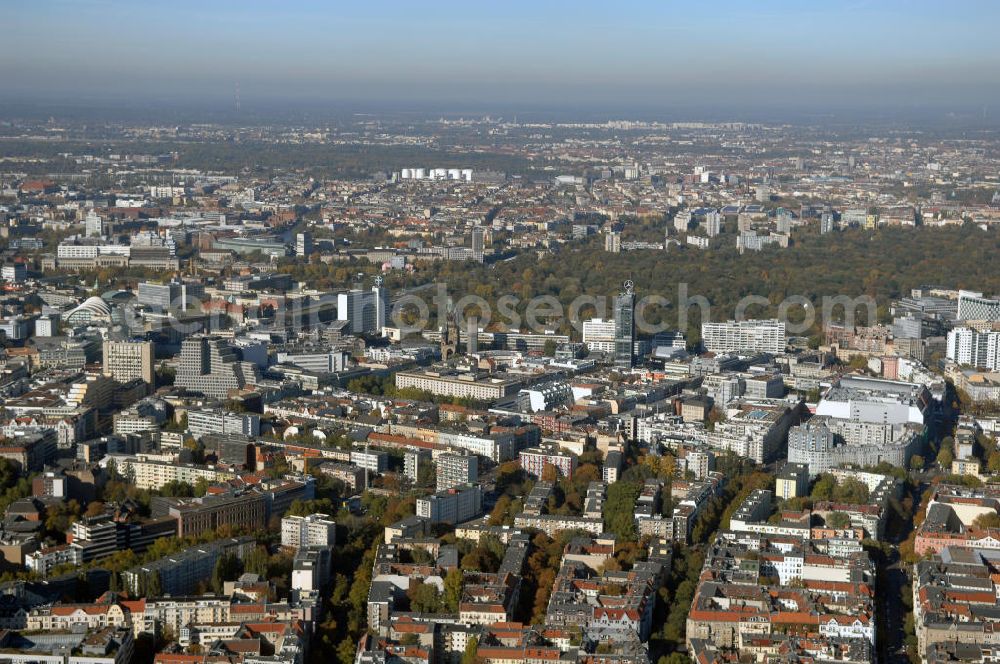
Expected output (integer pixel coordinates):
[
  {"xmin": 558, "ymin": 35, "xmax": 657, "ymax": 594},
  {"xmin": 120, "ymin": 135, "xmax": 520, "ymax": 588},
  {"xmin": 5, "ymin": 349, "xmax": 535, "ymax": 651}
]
[
  {"xmin": 518, "ymin": 381, "xmax": 573, "ymax": 412},
  {"xmin": 34, "ymin": 315, "xmax": 58, "ymax": 337},
  {"xmin": 957, "ymin": 291, "xmax": 1000, "ymax": 322},
  {"xmin": 814, "ymin": 376, "xmax": 930, "ymax": 427},
  {"xmin": 1, "ymin": 263, "xmax": 26, "ymax": 283},
  {"xmin": 582, "ymin": 318, "xmax": 616, "ymax": 353},
  {"xmin": 702, "ymin": 319, "xmax": 786, "ymax": 354},
  {"xmin": 187, "ymin": 409, "xmax": 261, "ymax": 440},
  {"xmin": 85, "ymin": 211, "xmax": 104, "ymax": 237},
  {"xmin": 295, "ymin": 232, "xmax": 313, "ymax": 257},
  {"xmin": 275, "ymin": 350, "xmax": 350, "ymax": 373},
  {"xmin": 351, "ymin": 449, "xmax": 388, "ymax": 473}
]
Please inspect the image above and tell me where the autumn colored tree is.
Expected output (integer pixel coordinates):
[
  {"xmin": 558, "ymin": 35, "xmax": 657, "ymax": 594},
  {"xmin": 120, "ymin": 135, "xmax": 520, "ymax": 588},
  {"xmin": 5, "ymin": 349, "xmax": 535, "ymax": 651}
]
[
  {"xmin": 443, "ymin": 568, "xmax": 463, "ymax": 613},
  {"xmin": 973, "ymin": 512, "xmax": 1000, "ymax": 529},
  {"xmin": 937, "ymin": 446, "xmax": 954, "ymax": 470},
  {"xmin": 461, "ymin": 637, "xmax": 479, "ymax": 664},
  {"xmin": 489, "ymin": 495, "xmax": 513, "ymax": 526}
]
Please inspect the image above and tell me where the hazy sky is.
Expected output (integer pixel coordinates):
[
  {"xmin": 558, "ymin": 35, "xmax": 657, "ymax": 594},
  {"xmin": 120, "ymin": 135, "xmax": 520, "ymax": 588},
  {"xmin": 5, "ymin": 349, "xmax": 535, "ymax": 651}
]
[{"xmin": 5, "ymin": 0, "xmax": 1000, "ymax": 112}]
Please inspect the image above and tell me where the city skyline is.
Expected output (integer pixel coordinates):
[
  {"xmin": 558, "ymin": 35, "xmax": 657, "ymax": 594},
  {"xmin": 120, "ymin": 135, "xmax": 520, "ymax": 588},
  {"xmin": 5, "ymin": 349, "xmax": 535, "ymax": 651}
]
[{"xmin": 3, "ymin": 6, "xmax": 1000, "ymax": 664}]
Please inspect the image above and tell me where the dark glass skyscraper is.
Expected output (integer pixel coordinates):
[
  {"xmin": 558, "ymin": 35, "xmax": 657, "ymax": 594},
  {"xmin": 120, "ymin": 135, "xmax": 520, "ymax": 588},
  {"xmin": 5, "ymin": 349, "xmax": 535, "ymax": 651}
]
[{"xmin": 613, "ymin": 281, "xmax": 636, "ymax": 370}]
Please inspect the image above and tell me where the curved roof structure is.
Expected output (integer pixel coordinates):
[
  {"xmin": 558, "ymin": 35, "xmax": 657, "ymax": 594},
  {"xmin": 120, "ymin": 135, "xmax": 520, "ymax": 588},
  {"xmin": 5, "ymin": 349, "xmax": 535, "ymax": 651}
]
[
  {"xmin": 65, "ymin": 296, "xmax": 112, "ymax": 322},
  {"xmin": 101, "ymin": 289, "xmax": 133, "ymax": 303}
]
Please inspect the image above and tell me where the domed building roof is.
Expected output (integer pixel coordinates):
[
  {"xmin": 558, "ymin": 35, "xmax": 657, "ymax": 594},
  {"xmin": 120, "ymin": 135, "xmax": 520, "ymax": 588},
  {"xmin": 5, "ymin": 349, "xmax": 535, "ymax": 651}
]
[{"xmin": 65, "ymin": 296, "xmax": 112, "ymax": 323}]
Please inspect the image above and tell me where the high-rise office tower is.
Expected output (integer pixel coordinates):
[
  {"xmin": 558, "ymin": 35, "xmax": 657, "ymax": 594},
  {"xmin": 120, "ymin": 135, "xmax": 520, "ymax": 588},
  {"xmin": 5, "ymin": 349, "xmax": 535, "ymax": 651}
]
[
  {"xmin": 137, "ymin": 280, "xmax": 204, "ymax": 312},
  {"xmin": 103, "ymin": 340, "xmax": 155, "ymax": 386},
  {"xmin": 467, "ymin": 317, "xmax": 479, "ymax": 355},
  {"xmin": 613, "ymin": 281, "xmax": 636, "ymax": 370},
  {"xmin": 1, "ymin": 263, "xmax": 26, "ymax": 283},
  {"xmin": 372, "ymin": 277, "xmax": 389, "ymax": 333},
  {"xmin": 35, "ymin": 314, "xmax": 58, "ymax": 337},
  {"xmin": 85, "ymin": 211, "xmax": 104, "ymax": 238},
  {"xmin": 296, "ymin": 232, "xmax": 313, "ymax": 257},
  {"xmin": 338, "ymin": 290, "xmax": 376, "ymax": 335},
  {"xmin": 337, "ymin": 279, "xmax": 390, "ymax": 335},
  {"xmin": 175, "ymin": 335, "xmax": 260, "ymax": 399}
]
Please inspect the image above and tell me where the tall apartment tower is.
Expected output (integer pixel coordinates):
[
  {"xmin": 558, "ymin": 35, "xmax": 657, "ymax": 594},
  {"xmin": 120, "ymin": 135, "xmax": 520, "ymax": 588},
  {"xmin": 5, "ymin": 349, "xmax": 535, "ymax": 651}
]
[
  {"xmin": 436, "ymin": 452, "xmax": 479, "ymax": 492},
  {"xmin": 613, "ymin": 281, "xmax": 636, "ymax": 370},
  {"xmin": 103, "ymin": 340, "xmax": 155, "ymax": 387},
  {"xmin": 947, "ymin": 326, "xmax": 1000, "ymax": 370},
  {"xmin": 704, "ymin": 210, "xmax": 721, "ymax": 237},
  {"xmin": 281, "ymin": 513, "xmax": 336, "ymax": 549},
  {"xmin": 820, "ymin": 212, "xmax": 835, "ymax": 234},
  {"xmin": 776, "ymin": 211, "xmax": 793, "ymax": 235},
  {"xmin": 471, "ymin": 227, "xmax": 485, "ymax": 262},
  {"xmin": 605, "ymin": 231, "xmax": 622, "ymax": 253},
  {"xmin": 673, "ymin": 210, "xmax": 692, "ymax": 234}
]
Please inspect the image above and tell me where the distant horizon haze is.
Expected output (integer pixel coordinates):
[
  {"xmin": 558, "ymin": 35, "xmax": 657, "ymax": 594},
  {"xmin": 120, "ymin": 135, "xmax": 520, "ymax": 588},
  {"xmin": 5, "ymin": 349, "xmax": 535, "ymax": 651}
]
[{"xmin": 5, "ymin": 0, "xmax": 1000, "ymax": 120}]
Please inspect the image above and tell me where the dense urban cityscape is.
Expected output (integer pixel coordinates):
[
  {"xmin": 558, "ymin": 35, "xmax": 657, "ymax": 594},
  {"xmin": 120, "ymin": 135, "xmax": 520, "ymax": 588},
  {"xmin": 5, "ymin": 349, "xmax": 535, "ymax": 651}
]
[{"xmin": 3, "ymin": 3, "xmax": 1000, "ymax": 664}]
